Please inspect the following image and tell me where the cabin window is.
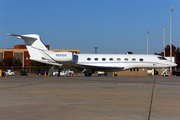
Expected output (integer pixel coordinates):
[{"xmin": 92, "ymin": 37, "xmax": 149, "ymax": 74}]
[
  {"xmin": 158, "ymin": 57, "xmax": 167, "ymax": 60},
  {"xmin": 132, "ymin": 58, "xmax": 136, "ymax": 61},
  {"xmin": 139, "ymin": 58, "xmax": 144, "ymax": 62},
  {"xmin": 102, "ymin": 58, "xmax": 106, "ymax": 61},
  {"xmin": 95, "ymin": 58, "xmax": 98, "ymax": 61},
  {"xmin": 87, "ymin": 58, "xmax": 91, "ymax": 61},
  {"xmin": 117, "ymin": 58, "xmax": 121, "ymax": 61},
  {"xmin": 124, "ymin": 58, "xmax": 128, "ymax": 61},
  {"xmin": 109, "ymin": 58, "xmax": 113, "ymax": 61}
]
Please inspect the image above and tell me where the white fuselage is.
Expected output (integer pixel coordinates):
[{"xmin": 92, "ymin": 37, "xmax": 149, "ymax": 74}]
[{"xmin": 70, "ymin": 54, "xmax": 176, "ymax": 71}]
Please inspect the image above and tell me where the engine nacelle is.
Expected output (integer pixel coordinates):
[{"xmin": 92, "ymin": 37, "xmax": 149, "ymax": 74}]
[{"xmin": 49, "ymin": 52, "xmax": 74, "ymax": 62}]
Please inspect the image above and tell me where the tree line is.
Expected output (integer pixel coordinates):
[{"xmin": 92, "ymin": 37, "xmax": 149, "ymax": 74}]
[{"xmin": 155, "ymin": 45, "xmax": 180, "ymax": 68}]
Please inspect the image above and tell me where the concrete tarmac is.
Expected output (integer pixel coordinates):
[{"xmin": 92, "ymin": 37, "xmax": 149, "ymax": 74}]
[{"xmin": 0, "ymin": 76, "xmax": 180, "ymax": 120}]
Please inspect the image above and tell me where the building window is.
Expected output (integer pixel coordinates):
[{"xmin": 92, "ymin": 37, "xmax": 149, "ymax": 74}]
[
  {"xmin": 95, "ymin": 58, "xmax": 98, "ymax": 61},
  {"xmin": 117, "ymin": 58, "xmax": 121, "ymax": 61},
  {"xmin": 139, "ymin": 58, "xmax": 144, "ymax": 62},
  {"xmin": 109, "ymin": 58, "xmax": 113, "ymax": 61},
  {"xmin": 87, "ymin": 58, "xmax": 91, "ymax": 61},
  {"xmin": 102, "ymin": 58, "xmax": 106, "ymax": 61}
]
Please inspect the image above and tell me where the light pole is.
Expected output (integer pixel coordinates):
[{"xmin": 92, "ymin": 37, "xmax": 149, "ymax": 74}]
[
  {"xmin": 147, "ymin": 31, "xmax": 149, "ymax": 54},
  {"xmin": 170, "ymin": 6, "xmax": 174, "ymax": 72},
  {"xmin": 94, "ymin": 47, "xmax": 98, "ymax": 54},
  {"xmin": 163, "ymin": 24, "xmax": 167, "ymax": 57}
]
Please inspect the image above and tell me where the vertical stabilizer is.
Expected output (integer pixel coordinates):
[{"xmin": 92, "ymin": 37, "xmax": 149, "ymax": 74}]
[{"xmin": 7, "ymin": 34, "xmax": 49, "ymax": 60}]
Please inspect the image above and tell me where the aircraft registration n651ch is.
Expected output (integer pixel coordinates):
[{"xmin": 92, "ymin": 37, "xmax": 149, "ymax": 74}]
[{"xmin": 7, "ymin": 34, "xmax": 177, "ymax": 76}]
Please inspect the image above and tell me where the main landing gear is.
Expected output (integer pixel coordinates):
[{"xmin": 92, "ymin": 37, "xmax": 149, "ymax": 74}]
[
  {"xmin": 84, "ymin": 72, "xmax": 92, "ymax": 76},
  {"xmin": 84, "ymin": 69, "xmax": 94, "ymax": 77}
]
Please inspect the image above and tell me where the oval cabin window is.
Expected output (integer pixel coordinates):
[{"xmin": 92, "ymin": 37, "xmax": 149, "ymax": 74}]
[
  {"xmin": 139, "ymin": 58, "xmax": 143, "ymax": 62},
  {"xmin": 102, "ymin": 58, "xmax": 106, "ymax": 61},
  {"xmin": 109, "ymin": 58, "xmax": 113, "ymax": 61},
  {"xmin": 132, "ymin": 58, "xmax": 136, "ymax": 61},
  {"xmin": 117, "ymin": 58, "xmax": 121, "ymax": 61},
  {"xmin": 95, "ymin": 58, "xmax": 98, "ymax": 61},
  {"xmin": 124, "ymin": 58, "xmax": 128, "ymax": 61}
]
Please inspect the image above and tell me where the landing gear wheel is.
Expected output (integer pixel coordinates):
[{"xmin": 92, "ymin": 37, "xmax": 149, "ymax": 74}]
[{"xmin": 84, "ymin": 72, "xmax": 92, "ymax": 77}]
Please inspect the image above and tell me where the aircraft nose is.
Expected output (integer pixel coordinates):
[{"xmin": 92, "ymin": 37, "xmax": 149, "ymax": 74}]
[
  {"xmin": 173, "ymin": 63, "xmax": 177, "ymax": 67},
  {"xmin": 169, "ymin": 62, "xmax": 177, "ymax": 67}
]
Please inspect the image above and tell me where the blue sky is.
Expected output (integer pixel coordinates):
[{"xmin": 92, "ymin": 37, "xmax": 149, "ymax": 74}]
[{"xmin": 1, "ymin": 0, "xmax": 180, "ymax": 54}]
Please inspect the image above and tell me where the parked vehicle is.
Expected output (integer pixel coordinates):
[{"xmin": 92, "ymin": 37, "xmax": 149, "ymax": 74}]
[
  {"xmin": 172, "ymin": 71, "xmax": 180, "ymax": 76},
  {"xmin": 98, "ymin": 71, "xmax": 107, "ymax": 76},
  {"xmin": 53, "ymin": 69, "xmax": 74, "ymax": 76},
  {"xmin": 20, "ymin": 71, "xmax": 27, "ymax": 77},
  {"xmin": 36, "ymin": 70, "xmax": 48, "ymax": 75},
  {"xmin": 5, "ymin": 70, "xmax": 15, "ymax": 76},
  {"xmin": 67, "ymin": 70, "xmax": 74, "ymax": 75}
]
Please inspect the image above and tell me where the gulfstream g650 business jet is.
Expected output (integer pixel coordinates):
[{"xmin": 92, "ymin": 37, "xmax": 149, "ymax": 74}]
[{"xmin": 7, "ymin": 34, "xmax": 177, "ymax": 76}]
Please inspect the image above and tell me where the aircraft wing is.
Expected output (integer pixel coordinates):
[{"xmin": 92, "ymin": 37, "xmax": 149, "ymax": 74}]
[
  {"xmin": 61, "ymin": 64, "xmax": 84, "ymax": 73},
  {"xmin": 61, "ymin": 63, "xmax": 124, "ymax": 72}
]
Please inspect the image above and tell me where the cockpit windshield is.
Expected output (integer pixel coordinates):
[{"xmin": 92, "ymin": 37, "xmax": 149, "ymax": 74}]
[{"xmin": 158, "ymin": 57, "xmax": 167, "ymax": 60}]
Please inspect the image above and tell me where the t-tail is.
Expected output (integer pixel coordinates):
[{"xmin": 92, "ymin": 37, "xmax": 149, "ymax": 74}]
[
  {"xmin": 6, "ymin": 34, "xmax": 73, "ymax": 66},
  {"xmin": 7, "ymin": 34, "xmax": 49, "ymax": 59}
]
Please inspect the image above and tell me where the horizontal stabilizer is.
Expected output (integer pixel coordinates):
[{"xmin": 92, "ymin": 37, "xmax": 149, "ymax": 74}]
[{"xmin": 6, "ymin": 33, "xmax": 38, "ymax": 39}]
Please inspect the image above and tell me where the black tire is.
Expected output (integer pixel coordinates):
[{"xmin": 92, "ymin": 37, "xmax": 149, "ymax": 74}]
[{"xmin": 84, "ymin": 72, "xmax": 92, "ymax": 77}]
